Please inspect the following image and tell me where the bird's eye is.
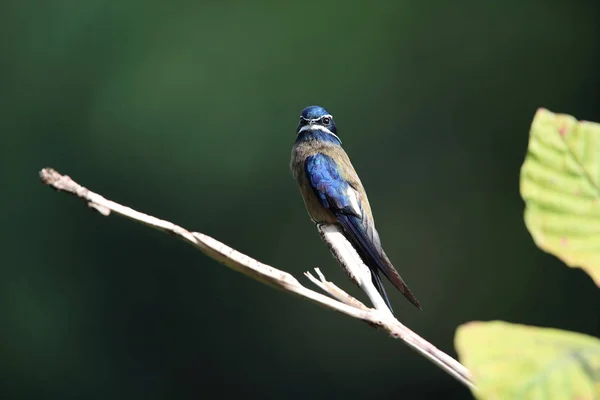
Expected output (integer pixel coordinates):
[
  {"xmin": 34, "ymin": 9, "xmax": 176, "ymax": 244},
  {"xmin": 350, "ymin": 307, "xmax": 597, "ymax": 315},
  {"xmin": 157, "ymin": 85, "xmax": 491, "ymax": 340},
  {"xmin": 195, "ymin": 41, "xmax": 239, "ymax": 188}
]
[
  {"xmin": 321, "ymin": 117, "xmax": 331, "ymax": 125},
  {"xmin": 299, "ymin": 118, "xmax": 307, "ymax": 125}
]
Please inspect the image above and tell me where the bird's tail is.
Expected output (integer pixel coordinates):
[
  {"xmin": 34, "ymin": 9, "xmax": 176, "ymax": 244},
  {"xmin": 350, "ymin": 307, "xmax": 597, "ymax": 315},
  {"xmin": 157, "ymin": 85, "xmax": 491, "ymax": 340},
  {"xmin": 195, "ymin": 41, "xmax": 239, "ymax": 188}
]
[
  {"xmin": 371, "ymin": 268, "xmax": 394, "ymax": 313},
  {"xmin": 336, "ymin": 214, "xmax": 422, "ymax": 311},
  {"xmin": 376, "ymin": 250, "xmax": 422, "ymax": 310}
]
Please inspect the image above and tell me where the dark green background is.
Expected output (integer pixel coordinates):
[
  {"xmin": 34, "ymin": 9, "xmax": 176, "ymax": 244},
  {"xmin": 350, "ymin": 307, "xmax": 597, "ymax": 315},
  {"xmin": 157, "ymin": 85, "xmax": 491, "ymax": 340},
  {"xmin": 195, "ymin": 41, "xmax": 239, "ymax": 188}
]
[{"xmin": 2, "ymin": 1, "xmax": 599, "ymax": 399}]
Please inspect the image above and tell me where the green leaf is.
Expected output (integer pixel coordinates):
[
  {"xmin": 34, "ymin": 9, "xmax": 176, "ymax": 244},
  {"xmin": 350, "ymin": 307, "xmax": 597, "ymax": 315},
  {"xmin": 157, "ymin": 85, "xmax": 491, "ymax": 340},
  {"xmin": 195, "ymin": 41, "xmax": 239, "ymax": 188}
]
[
  {"xmin": 455, "ymin": 321, "xmax": 600, "ymax": 399},
  {"xmin": 520, "ymin": 108, "xmax": 600, "ymax": 286}
]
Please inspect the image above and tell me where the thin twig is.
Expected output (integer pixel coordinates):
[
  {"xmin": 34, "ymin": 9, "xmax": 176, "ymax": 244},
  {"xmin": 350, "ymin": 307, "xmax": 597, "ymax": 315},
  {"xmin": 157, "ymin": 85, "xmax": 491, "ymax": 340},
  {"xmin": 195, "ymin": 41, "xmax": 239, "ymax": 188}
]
[
  {"xmin": 304, "ymin": 268, "xmax": 370, "ymax": 310},
  {"xmin": 39, "ymin": 167, "xmax": 476, "ymax": 390}
]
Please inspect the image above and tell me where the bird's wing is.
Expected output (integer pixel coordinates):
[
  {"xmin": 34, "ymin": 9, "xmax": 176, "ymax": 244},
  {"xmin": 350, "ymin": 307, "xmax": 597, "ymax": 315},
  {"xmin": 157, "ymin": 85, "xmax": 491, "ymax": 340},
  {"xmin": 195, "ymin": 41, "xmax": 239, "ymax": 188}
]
[{"xmin": 305, "ymin": 153, "xmax": 421, "ymax": 310}]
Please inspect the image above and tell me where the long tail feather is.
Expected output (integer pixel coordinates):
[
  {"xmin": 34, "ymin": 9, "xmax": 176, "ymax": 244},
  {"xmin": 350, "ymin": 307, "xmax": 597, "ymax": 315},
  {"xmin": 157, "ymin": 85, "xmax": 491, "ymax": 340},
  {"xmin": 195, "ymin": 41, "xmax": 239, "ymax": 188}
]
[
  {"xmin": 371, "ymin": 269, "xmax": 394, "ymax": 314},
  {"xmin": 336, "ymin": 214, "xmax": 422, "ymax": 310}
]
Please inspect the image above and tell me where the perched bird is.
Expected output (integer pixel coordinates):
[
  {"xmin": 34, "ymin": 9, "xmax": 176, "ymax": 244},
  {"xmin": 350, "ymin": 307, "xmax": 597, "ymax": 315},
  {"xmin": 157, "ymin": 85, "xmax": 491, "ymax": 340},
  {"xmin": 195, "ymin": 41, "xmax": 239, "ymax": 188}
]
[{"xmin": 290, "ymin": 105, "xmax": 421, "ymax": 312}]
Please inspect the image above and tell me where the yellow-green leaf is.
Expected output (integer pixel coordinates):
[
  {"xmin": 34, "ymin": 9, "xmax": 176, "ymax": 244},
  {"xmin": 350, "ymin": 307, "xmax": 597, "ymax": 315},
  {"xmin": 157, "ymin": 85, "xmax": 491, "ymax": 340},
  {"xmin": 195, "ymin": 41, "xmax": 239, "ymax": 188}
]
[
  {"xmin": 455, "ymin": 321, "xmax": 600, "ymax": 399},
  {"xmin": 520, "ymin": 108, "xmax": 600, "ymax": 286}
]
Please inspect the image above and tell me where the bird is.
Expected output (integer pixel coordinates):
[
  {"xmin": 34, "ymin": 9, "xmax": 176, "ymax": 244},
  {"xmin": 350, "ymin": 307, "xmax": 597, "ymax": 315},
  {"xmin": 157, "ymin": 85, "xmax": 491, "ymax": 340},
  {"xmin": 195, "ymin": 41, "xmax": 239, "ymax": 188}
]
[{"xmin": 290, "ymin": 105, "xmax": 421, "ymax": 312}]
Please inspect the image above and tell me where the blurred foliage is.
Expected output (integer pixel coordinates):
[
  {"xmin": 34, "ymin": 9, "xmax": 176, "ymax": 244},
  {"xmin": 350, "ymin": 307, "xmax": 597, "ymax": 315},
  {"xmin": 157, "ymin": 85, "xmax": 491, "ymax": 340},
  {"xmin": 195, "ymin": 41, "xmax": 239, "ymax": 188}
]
[
  {"xmin": 455, "ymin": 110, "xmax": 600, "ymax": 399},
  {"xmin": 455, "ymin": 321, "xmax": 600, "ymax": 399},
  {"xmin": 455, "ymin": 108, "xmax": 600, "ymax": 399},
  {"xmin": 1, "ymin": 1, "xmax": 600, "ymax": 399},
  {"xmin": 521, "ymin": 109, "xmax": 600, "ymax": 286}
]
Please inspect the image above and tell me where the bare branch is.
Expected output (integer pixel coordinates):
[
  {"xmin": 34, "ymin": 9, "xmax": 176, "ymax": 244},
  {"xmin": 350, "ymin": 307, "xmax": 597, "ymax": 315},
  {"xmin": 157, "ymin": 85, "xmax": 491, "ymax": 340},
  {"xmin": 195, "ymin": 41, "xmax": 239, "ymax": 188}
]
[
  {"xmin": 39, "ymin": 167, "xmax": 475, "ymax": 390},
  {"xmin": 317, "ymin": 224, "xmax": 394, "ymax": 315}
]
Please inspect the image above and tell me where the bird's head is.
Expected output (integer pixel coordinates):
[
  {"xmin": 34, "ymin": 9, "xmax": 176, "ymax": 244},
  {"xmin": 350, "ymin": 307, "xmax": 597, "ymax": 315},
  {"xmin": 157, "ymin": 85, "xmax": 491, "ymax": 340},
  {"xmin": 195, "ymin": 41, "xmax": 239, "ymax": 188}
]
[{"xmin": 296, "ymin": 105, "xmax": 339, "ymax": 141}]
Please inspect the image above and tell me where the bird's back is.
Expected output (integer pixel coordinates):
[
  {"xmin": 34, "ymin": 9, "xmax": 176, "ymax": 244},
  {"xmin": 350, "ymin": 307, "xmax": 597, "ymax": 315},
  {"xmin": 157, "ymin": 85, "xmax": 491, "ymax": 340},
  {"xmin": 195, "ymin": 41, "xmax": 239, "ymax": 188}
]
[{"xmin": 291, "ymin": 139, "xmax": 374, "ymax": 224}]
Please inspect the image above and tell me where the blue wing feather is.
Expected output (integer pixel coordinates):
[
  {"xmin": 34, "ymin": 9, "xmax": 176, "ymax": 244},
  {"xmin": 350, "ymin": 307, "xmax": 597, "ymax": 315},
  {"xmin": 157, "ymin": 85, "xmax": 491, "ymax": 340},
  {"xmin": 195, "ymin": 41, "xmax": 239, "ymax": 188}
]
[
  {"xmin": 304, "ymin": 153, "xmax": 360, "ymax": 217},
  {"xmin": 305, "ymin": 153, "xmax": 422, "ymax": 311},
  {"xmin": 305, "ymin": 154, "xmax": 396, "ymax": 310}
]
